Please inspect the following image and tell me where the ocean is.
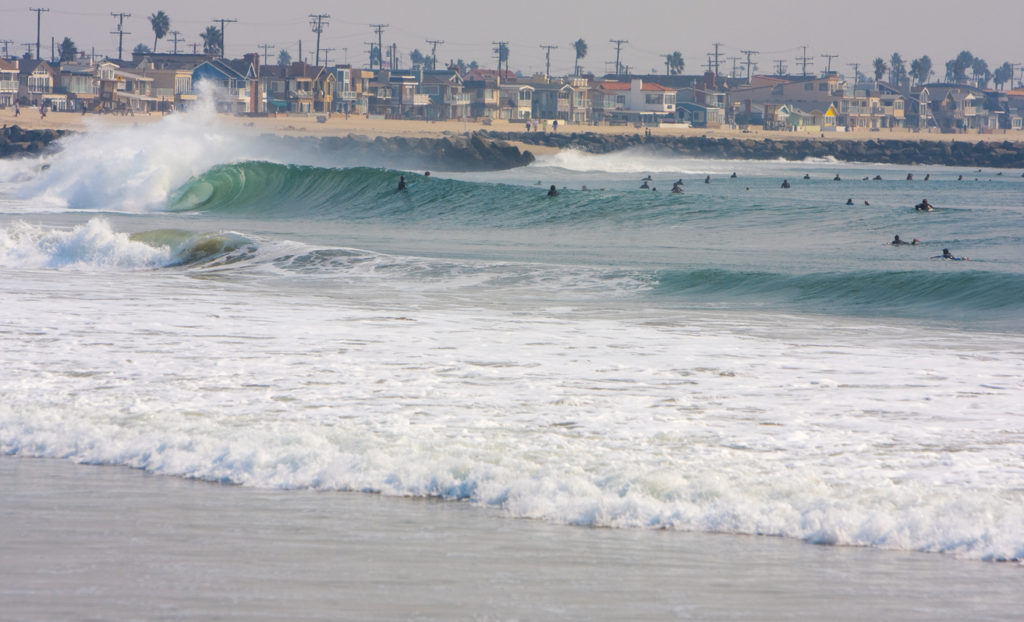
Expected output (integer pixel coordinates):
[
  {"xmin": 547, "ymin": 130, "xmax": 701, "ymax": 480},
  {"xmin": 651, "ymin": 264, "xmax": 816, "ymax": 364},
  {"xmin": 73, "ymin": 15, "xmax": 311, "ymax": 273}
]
[{"xmin": 1, "ymin": 105, "xmax": 1022, "ymax": 618}]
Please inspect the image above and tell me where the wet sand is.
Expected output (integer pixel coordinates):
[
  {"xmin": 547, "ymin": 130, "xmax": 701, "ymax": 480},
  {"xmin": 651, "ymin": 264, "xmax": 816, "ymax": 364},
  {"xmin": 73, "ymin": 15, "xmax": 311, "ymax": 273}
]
[{"xmin": 2, "ymin": 456, "xmax": 1021, "ymax": 621}]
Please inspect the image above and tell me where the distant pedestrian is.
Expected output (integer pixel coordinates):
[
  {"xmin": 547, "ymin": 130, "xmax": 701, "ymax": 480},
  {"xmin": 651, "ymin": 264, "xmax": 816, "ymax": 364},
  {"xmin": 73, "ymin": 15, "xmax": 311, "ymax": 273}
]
[
  {"xmin": 525, "ymin": 121, "xmax": 531, "ymax": 132},
  {"xmin": 553, "ymin": 119, "xmax": 558, "ymax": 132}
]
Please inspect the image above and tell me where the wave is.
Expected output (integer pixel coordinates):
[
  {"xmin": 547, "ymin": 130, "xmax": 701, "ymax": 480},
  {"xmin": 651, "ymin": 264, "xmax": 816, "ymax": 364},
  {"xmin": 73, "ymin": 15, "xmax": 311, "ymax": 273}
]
[
  {"xmin": 168, "ymin": 160, "xmax": 682, "ymax": 228},
  {"xmin": 653, "ymin": 268, "xmax": 1024, "ymax": 324},
  {"xmin": 0, "ymin": 219, "xmax": 255, "ymax": 270}
]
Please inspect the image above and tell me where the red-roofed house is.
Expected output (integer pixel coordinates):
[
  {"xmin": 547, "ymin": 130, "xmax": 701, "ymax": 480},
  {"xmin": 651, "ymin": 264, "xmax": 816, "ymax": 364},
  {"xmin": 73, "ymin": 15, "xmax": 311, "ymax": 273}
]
[{"xmin": 590, "ymin": 79, "xmax": 675, "ymax": 123}]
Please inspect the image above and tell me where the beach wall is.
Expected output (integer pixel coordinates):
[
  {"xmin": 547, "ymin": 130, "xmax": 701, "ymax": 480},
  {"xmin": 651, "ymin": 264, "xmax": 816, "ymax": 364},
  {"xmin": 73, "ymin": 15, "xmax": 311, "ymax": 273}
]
[{"xmin": 483, "ymin": 131, "xmax": 1024, "ymax": 169}]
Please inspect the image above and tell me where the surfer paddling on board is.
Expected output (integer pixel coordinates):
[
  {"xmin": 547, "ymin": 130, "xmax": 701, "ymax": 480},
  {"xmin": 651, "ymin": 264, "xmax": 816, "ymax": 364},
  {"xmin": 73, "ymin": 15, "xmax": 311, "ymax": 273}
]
[
  {"xmin": 914, "ymin": 198, "xmax": 933, "ymax": 211},
  {"xmin": 547, "ymin": 184, "xmax": 559, "ymax": 197},
  {"xmin": 934, "ymin": 248, "xmax": 969, "ymax": 261},
  {"xmin": 890, "ymin": 235, "xmax": 919, "ymax": 246}
]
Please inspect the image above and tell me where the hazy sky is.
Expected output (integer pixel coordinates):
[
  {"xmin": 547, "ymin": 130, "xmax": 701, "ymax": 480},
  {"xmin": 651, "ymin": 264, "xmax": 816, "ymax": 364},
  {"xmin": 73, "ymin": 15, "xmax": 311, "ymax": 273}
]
[{"xmin": 2, "ymin": 1, "xmax": 1020, "ymax": 80}]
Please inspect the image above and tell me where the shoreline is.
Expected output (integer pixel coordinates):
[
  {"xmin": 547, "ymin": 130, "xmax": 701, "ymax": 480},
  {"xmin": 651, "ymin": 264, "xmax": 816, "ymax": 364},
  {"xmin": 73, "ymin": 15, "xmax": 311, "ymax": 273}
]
[{"xmin": 4, "ymin": 455, "xmax": 1022, "ymax": 621}]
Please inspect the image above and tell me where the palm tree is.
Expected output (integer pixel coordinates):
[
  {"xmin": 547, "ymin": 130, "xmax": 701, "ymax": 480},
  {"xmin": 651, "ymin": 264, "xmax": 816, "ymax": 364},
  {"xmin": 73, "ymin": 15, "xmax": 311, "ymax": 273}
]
[
  {"xmin": 971, "ymin": 57, "xmax": 990, "ymax": 88},
  {"xmin": 872, "ymin": 57, "xmax": 887, "ymax": 82},
  {"xmin": 149, "ymin": 11, "xmax": 170, "ymax": 53},
  {"xmin": 573, "ymin": 38, "xmax": 587, "ymax": 76},
  {"xmin": 993, "ymin": 62, "xmax": 1013, "ymax": 91},
  {"xmin": 889, "ymin": 52, "xmax": 905, "ymax": 86},
  {"xmin": 664, "ymin": 51, "xmax": 684, "ymax": 75},
  {"xmin": 946, "ymin": 51, "xmax": 973, "ymax": 83},
  {"xmin": 277, "ymin": 49, "xmax": 292, "ymax": 67},
  {"xmin": 910, "ymin": 55, "xmax": 932, "ymax": 86},
  {"xmin": 409, "ymin": 49, "xmax": 426, "ymax": 69},
  {"xmin": 134, "ymin": 44, "xmax": 152, "ymax": 57},
  {"xmin": 200, "ymin": 26, "xmax": 222, "ymax": 56},
  {"xmin": 58, "ymin": 37, "xmax": 77, "ymax": 63}
]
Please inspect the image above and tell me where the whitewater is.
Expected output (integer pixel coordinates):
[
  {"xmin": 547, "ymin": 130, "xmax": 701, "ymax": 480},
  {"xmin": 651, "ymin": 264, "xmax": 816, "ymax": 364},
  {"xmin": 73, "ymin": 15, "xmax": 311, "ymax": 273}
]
[{"xmin": 2, "ymin": 100, "xmax": 1023, "ymax": 616}]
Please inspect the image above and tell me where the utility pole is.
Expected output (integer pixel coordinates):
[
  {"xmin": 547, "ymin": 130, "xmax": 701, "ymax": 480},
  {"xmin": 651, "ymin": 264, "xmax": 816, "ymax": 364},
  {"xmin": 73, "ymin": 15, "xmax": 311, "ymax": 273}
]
[
  {"xmin": 711, "ymin": 42, "xmax": 722, "ymax": 77},
  {"xmin": 740, "ymin": 49, "xmax": 758, "ymax": 82},
  {"xmin": 821, "ymin": 53, "xmax": 838, "ymax": 74},
  {"xmin": 426, "ymin": 39, "xmax": 444, "ymax": 71},
  {"xmin": 365, "ymin": 42, "xmax": 375, "ymax": 69},
  {"xmin": 259, "ymin": 43, "xmax": 275, "ymax": 66},
  {"xmin": 309, "ymin": 14, "xmax": 329, "ymax": 67},
  {"xmin": 110, "ymin": 12, "xmax": 131, "ymax": 61},
  {"xmin": 774, "ymin": 59, "xmax": 786, "ymax": 76},
  {"xmin": 492, "ymin": 41, "xmax": 509, "ymax": 76},
  {"xmin": 211, "ymin": 18, "xmax": 237, "ymax": 58},
  {"xmin": 728, "ymin": 56, "xmax": 740, "ymax": 78},
  {"xmin": 703, "ymin": 55, "xmax": 714, "ymax": 74},
  {"xmin": 169, "ymin": 31, "xmax": 183, "ymax": 54},
  {"xmin": 29, "ymin": 8, "xmax": 49, "ymax": 60},
  {"xmin": 540, "ymin": 44, "xmax": 557, "ymax": 78},
  {"xmin": 191, "ymin": 43, "xmax": 199, "ymax": 54},
  {"xmin": 0, "ymin": 40, "xmax": 12, "ymax": 58},
  {"xmin": 370, "ymin": 24, "xmax": 388, "ymax": 71},
  {"xmin": 610, "ymin": 39, "xmax": 628, "ymax": 76},
  {"xmin": 22, "ymin": 43, "xmax": 34, "ymax": 58},
  {"xmin": 796, "ymin": 45, "xmax": 813, "ymax": 77},
  {"xmin": 322, "ymin": 47, "xmax": 335, "ymax": 68},
  {"xmin": 848, "ymin": 62, "xmax": 860, "ymax": 91}
]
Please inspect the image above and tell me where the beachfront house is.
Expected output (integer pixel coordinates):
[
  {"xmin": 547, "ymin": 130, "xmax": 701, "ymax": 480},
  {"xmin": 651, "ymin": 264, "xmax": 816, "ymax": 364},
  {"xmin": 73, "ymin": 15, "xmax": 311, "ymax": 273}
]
[
  {"xmin": 192, "ymin": 57, "xmax": 259, "ymax": 113},
  {"xmin": 18, "ymin": 59, "xmax": 56, "ymax": 106},
  {"xmin": 380, "ymin": 70, "xmax": 428, "ymax": 119},
  {"xmin": 419, "ymin": 70, "xmax": 469, "ymax": 120},
  {"xmin": 499, "ymin": 83, "xmax": 534, "ymax": 120},
  {"xmin": 528, "ymin": 77, "xmax": 590, "ymax": 124},
  {"xmin": 0, "ymin": 59, "xmax": 19, "ymax": 107}
]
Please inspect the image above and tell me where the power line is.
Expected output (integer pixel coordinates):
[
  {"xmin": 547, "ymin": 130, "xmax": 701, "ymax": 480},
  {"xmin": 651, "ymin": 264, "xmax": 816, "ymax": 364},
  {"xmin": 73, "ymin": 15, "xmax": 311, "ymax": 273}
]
[
  {"xmin": 258, "ymin": 43, "xmax": 275, "ymax": 66},
  {"xmin": 610, "ymin": 39, "xmax": 628, "ymax": 76},
  {"xmin": 309, "ymin": 14, "xmax": 329, "ymax": 67},
  {"xmin": 29, "ymin": 7, "xmax": 49, "ymax": 60},
  {"xmin": 169, "ymin": 31, "xmax": 183, "ymax": 55},
  {"xmin": 796, "ymin": 45, "xmax": 813, "ymax": 77},
  {"xmin": 211, "ymin": 18, "xmax": 237, "ymax": 58},
  {"xmin": 109, "ymin": 11, "xmax": 130, "ymax": 61},
  {"xmin": 426, "ymin": 39, "xmax": 444, "ymax": 71},
  {"xmin": 370, "ymin": 24, "xmax": 388, "ymax": 70},
  {"xmin": 821, "ymin": 53, "xmax": 838, "ymax": 74},
  {"xmin": 540, "ymin": 44, "xmax": 557, "ymax": 78},
  {"xmin": 740, "ymin": 49, "xmax": 758, "ymax": 82}
]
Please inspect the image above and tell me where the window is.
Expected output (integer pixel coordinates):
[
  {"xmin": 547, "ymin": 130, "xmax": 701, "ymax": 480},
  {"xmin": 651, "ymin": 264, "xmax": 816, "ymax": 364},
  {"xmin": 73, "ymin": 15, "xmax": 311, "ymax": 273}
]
[
  {"xmin": 520, "ymin": 90, "xmax": 531, "ymax": 101},
  {"xmin": 819, "ymin": 83, "xmax": 828, "ymax": 91},
  {"xmin": 804, "ymin": 83, "xmax": 813, "ymax": 91},
  {"xmin": 645, "ymin": 93, "xmax": 662, "ymax": 105}
]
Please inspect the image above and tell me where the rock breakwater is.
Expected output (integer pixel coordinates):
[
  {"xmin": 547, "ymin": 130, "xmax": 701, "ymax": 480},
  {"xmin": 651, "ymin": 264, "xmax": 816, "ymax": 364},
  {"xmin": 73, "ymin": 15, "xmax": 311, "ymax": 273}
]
[{"xmin": 483, "ymin": 131, "xmax": 1024, "ymax": 169}]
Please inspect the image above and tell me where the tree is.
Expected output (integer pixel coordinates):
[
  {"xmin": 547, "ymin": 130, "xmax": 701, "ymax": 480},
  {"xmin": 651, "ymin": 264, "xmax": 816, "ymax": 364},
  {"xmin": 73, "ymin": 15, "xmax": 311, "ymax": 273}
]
[
  {"xmin": 409, "ymin": 48, "xmax": 426, "ymax": 69},
  {"xmin": 872, "ymin": 57, "xmax": 887, "ymax": 81},
  {"xmin": 277, "ymin": 49, "xmax": 291, "ymax": 66},
  {"xmin": 910, "ymin": 55, "xmax": 932, "ymax": 86},
  {"xmin": 200, "ymin": 26, "xmax": 222, "ymax": 56},
  {"xmin": 58, "ymin": 37, "xmax": 77, "ymax": 63},
  {"xmin": 573, "ymin": 38, "xmax": 587, "ymax": 76},
  {"xmin": 993, "ymin": 62, "xmax": 1013, "ymax": 91},
  {"xmin": 946, "ymin": 50, "xmax": 973, "ymax": 83},
  {"xmin": 664, "ymin": 51, "xmax": 684, "ymax": 75},
  {"xmin": 971, "ymin": 57, "xmax": 990, "ymax": 88},
  {"xmin": 149, "ymin": 11, "xmax": 170, "ymax": 53},
  {"xmin": 889, "ymin": 52, "xmax": 906, "ymax": 86},
  {"xmin": 133, "ymin": 43, "xmax": 152, "ymax": 56}
]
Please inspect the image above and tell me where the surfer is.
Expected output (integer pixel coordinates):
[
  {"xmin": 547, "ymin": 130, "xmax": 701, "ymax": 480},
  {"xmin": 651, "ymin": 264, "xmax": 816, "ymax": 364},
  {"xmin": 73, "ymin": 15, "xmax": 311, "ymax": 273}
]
[
  {"xmin": 935, "ymin": 248, "xmax": 968, "ymax": 260},
  {"xmin": 640, "ymin": 181, "xmax": 650, "ymax": 189},
  {"xmin": 833, "ymin": 174, "xmax": 841, "ymax": 181},
  {"xmin": 730, "ymin": 172, "xmax": 737, "ymax": 178},
  {"xmin": 781, "ymin": 180, "xmax": 791, "ymax": 188},
  {"xmin": 705, "ymin": 176, "xmax": 711, "ymax": 184},
  {"xmin": 873, "ymin": 175, "xmax": 883, "ymax": 180},
  {"xmin": 671, "ymin": 183, "xmax": 683, "ymax": 194},
  {"xmin": 906, "ymin": 173, "xmax": 913, "ymax": 180},
  {"xmin": 547, "ymin": 184, "xmax": 558, "ymax": 197},
  {"xmin": 397, "ymin": 175, "xmax": 407, "ymax": 191},
  {"xmin": 803, "ymin": 174, "xmax": 810, "ymax": 180},
  {"xmin": 890, "ymin": 235, "xmax": 918, "ymax": 245},
  {"xmin": 642, "ymin": 175, "xmax": 653, "ymax": 181},
  {"xmin": 924, "ymin": 174, "xmax": 929, "ymax": 181},
  {"xmin": 846, "ymin": 198, "xmax": 854, "ymax": 205},
  {"xmin": 864, "ymin": 200, "xmax": 870, "ymax": 206},
  {"xmin": 914, "ymin": 198, "xmax": 933, "ymax": 211}
]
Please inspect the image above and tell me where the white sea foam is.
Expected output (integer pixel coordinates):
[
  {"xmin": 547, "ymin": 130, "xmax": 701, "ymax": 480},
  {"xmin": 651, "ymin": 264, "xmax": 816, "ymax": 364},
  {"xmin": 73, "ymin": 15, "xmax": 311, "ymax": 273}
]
[
  {"xmin": 2, "ymin": 262, "xmax": 1022, "ymax": 561},
  {"xmin": 0, "ymin": 219, "xmax": 172, "ymax": 270},
  {"xmin": 15, "ymin": 83, "xmax": 262, "ymax": 212}
]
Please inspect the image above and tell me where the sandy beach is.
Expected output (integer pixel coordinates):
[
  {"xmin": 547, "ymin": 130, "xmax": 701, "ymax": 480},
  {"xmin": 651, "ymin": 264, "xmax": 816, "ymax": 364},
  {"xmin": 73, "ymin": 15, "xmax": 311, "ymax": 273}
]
[{"xmin": 4, "ymin": 107, "xmax": 1023, "ymax": 158}]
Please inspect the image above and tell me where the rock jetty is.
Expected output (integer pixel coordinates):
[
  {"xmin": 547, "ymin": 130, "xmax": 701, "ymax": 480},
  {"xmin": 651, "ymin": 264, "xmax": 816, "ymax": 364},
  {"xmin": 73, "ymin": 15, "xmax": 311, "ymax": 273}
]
[
  {"xmin": 0, "ymin": 126, "xmax": 71, "ymax": 158},
  {"xmin": 482, "ymin": 130, "xmax": 1024, "ymax": 169}
]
